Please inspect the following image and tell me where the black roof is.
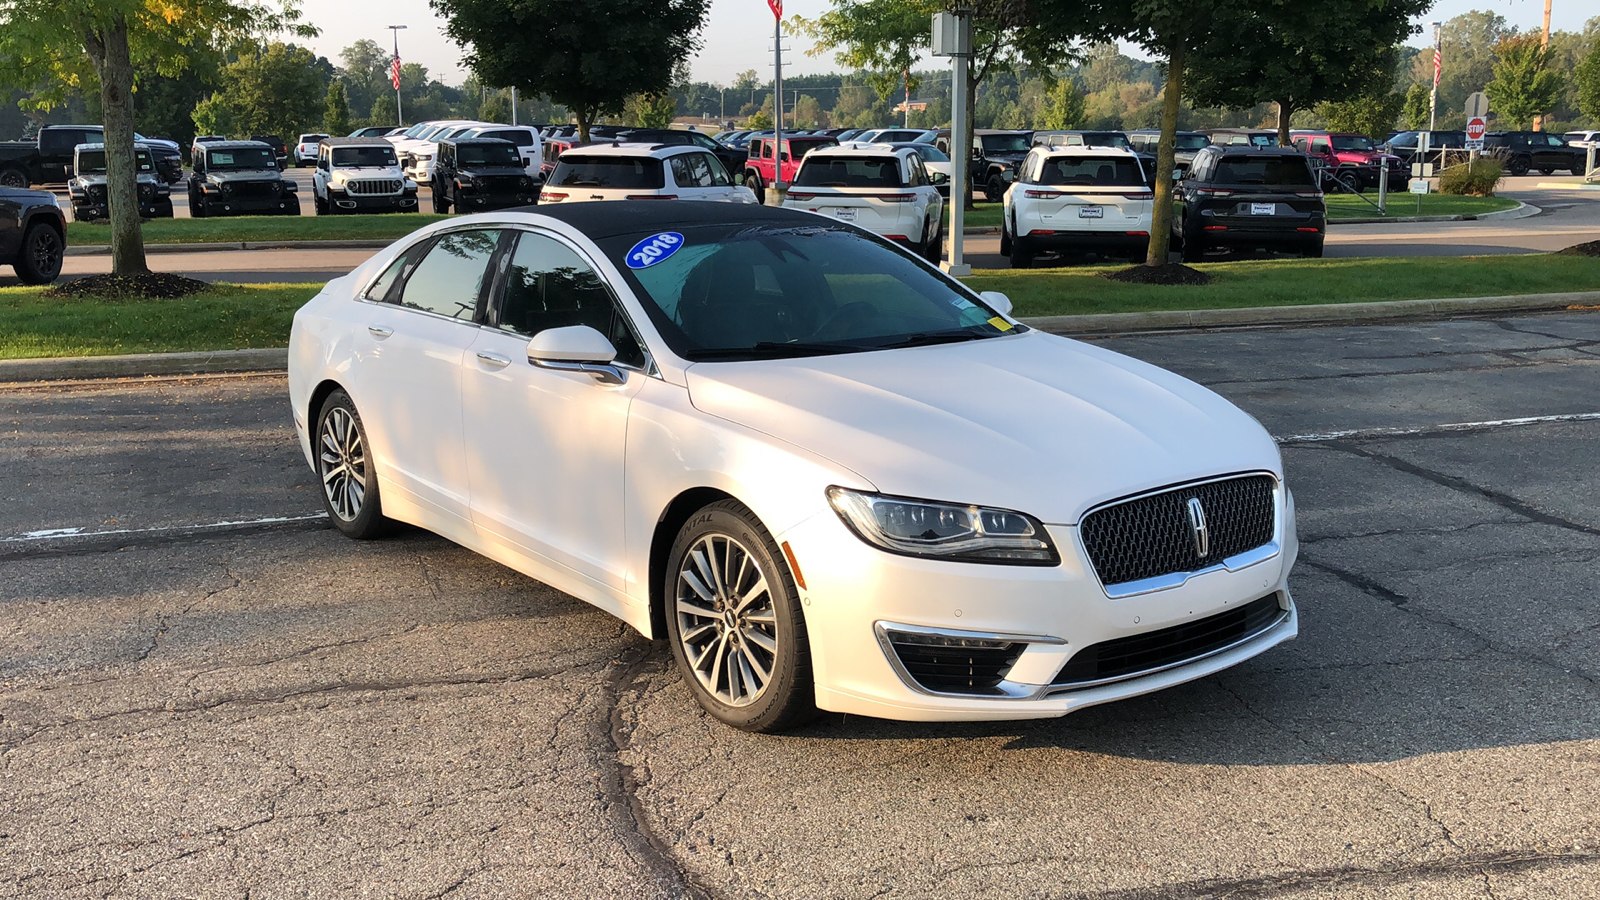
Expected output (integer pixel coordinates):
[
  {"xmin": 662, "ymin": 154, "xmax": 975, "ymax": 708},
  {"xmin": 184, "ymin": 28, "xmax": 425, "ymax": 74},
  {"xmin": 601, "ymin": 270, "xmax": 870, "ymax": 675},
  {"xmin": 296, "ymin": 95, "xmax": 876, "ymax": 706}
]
[
  {"xmin": 513, "ymin": 200, "xmax": 828, "ymax": 241},
  {"xmin": 322, "ymin": 137, "xmax": 393, "ymax": 148}
]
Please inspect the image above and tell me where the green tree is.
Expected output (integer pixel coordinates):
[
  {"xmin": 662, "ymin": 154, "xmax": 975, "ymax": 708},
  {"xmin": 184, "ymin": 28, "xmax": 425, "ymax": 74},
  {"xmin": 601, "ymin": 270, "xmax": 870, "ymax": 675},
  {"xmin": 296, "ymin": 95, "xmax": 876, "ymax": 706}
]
[
  {"xmin": 793, "ymin": 94, "xmax": 827, "ymax": 128},
  {"xmin": 1485, "ymin": 34, "xmax": 1565, "ymax": 129},
  {"xmin": 196, "ymin": 42, "xmax": 327, "ymax": 139},
  {"xmin": 478, "ymin": 89, "xmax": 510, "ymax": 124},
  {"xmin": 432, "ymin": 0, "xmax": 710, "ymax": 141},
  {"xmin": 369, "ymin": 93, "xmax": 397, "ymax": 128},
  {"xmin": 1413, "ymin": 11, "xmax": 1512, "ymax": 129},
  {"xmin": 1316, "ymin": 89, "xmax": 1407, "ymax": 138},
  {"xmin": 1037, "ymin": 76, "xmax": 1087, "ymax": 129},
  {"xmin": 0, "ymin": 0, "xmax": 310, "ymax": 276},
  {"xmin": 1185, "ymin": 1, "xmax": 1428, "ymax": 145},
  {"xmin": 1400, "ymin": 82, "xmax": 1430, "ymax": 130},
  {"xmin": 745, "ymin": 108, "xmax": 773, "ymax": 130},
  {"xmin": 323, "ymin": 79, "xmax": 352, "ymax": 135},
  {"xmin": 625, "ymin": 92, "xmax": 678, "ymax": 128},
  {"xmin": 338, "ymin": 38, "xmax": 390, "ymax": 117},
  {"xmin": 1579, "ymin": 41, "xmax": 1600, "ymax": 124}
]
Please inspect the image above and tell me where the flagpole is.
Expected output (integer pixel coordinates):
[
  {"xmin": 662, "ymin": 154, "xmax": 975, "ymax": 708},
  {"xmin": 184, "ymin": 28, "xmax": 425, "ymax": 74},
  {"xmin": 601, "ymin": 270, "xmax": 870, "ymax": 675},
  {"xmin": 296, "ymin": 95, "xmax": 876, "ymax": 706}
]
[{"xmin": 389, "ymin": 24, "xmax": 408, "ymax": 128}]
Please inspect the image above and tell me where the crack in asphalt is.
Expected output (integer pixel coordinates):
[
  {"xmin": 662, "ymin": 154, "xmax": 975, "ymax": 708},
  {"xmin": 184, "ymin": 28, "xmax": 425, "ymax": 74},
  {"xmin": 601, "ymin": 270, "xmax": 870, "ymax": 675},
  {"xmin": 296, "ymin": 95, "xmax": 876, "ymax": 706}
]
[
  {"xmin": 1066, "ymin": 849, "xmax": 1600, "ymax": 899},
  {"xmin": 600, "ymin": 641, "xmax": 719, "ymax": 900},
  {"xmin": 0, "ymin": 517, "xmax": 332, "ymax": 562}
]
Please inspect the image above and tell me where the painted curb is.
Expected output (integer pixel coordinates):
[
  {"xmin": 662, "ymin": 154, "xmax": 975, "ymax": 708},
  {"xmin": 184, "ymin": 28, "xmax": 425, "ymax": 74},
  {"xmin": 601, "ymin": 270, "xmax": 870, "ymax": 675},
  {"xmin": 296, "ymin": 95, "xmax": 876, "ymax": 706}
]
[
  {"xmin": 1025, "ymin": 290, "xmax": 1600, "ymax": 336},
  {"xmin": 6, "ymin": 291, "xmax": 1599, "ymax": 382}
]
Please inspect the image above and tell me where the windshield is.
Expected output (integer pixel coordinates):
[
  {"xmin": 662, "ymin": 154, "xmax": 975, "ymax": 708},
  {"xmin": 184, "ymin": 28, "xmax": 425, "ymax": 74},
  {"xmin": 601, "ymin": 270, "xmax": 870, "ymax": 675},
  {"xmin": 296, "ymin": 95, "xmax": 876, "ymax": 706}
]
[
  {"xmin": 206, "ymin": 147, "xmax": 276, "ymax": 170},
  {"xmin": 981, "ymin": 134, "xmax": 1032, "ymax": 154},
  {"xmin": 478, "ymin": 129, "xmax": 536, "ymax": 148},
  {"xmin": 1082, "ymin": 133, "xmax": 1133, "ymax": 150},
  {"xmin": 1037, "ymin": 156, "xmax": 1145, "ymax": 187},
  {"xmin": 77, "ymin": 150, "xmax": 155, "ymax": 174},
  {"xmin": 794, "ymin": 156, "xmax": 905, "ymax": 188},
  {"xmin": 332, "ymin": 146, "xmax": 398, "ymax": 167},
  {"xmin": 1330, "ymin": 135, "xmax": 1377, "ymax": 152},
  {"xmin": 458, "ymin": 143, "xmax": 522, "ymax": 167},
  {"xmin": 1175, "ymin": 134, "xmax": 1210, "ymax": 151},
  {"xmin": 600, "ymin": 225, "xmax": 1013, "ymax": 362},
  {"xmin": 910, "ymin": 145, "xmax": 949, "ymax": 162},
  {"xmin": 1214, "ymin": 156, "xmax": 1315, "ymax": 186},
  {"xmin": 551, "ymin": 155, "xmax": 665, "ymax": 189}
]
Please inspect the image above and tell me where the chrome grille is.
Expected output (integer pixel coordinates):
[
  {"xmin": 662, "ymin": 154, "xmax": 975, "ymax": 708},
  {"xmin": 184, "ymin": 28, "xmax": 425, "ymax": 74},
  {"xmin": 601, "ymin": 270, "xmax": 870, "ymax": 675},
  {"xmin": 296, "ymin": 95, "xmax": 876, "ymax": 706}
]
[
  {"xmin": 347, "ymin": 178, "xmax": 402, "ymax": 196},
  {"xmin": 1080, "ymin": 475, "xmax": 1275, "ymax": 589}
]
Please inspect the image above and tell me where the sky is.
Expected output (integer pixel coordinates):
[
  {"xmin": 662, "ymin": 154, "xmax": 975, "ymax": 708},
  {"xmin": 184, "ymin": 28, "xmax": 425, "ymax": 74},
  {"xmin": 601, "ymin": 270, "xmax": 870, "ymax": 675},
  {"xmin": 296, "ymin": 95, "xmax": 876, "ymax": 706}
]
[{"xmin": 294, "ymin": 0, "xmax": 1597, "ymax": 90}]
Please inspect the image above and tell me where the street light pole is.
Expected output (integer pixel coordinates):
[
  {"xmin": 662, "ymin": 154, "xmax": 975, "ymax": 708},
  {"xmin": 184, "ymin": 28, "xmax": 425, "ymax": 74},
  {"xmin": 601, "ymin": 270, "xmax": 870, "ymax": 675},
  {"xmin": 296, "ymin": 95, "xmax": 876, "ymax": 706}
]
[{"xmin": 388, "ymin": 24, "xmax": 407, "ymax": 128}]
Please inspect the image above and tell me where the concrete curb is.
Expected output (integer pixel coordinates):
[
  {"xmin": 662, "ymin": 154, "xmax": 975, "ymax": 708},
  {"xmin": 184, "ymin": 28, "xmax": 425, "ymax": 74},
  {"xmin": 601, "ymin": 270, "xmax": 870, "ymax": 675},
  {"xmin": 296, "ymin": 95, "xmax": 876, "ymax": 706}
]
[
  {"xmin": 1025, "ymin": 290, "xmax": 1600, "ymax": 336},
  {"xmin": 1329, "ymin": 201, "xmax": 1535, "ymax": 225},
  {"xmin": 6, "ymin": 291, "xmax": 1598, "ymax": 382},
  {"xmin": 65, "ymin": 239, "xmax": 393, "ymax": 257},
  {"xmin": 1534, "ymin": 181, "xmax": 1600, "ymax": 190}
]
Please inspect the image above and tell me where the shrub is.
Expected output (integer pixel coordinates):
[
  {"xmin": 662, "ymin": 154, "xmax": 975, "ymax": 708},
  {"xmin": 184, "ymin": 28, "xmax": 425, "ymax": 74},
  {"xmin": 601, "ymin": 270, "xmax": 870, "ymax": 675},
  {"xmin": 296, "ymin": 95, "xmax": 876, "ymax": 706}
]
[{"xmin": 1438, "ymin": 158, "xmax": 1503, "ymax": 197}]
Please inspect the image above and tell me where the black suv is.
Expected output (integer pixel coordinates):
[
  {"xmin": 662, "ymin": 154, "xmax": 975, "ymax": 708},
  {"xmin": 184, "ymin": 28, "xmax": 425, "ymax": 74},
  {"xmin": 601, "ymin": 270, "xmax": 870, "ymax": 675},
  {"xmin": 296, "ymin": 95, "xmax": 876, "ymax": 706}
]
[
  {"xmin": 1483, "ymin": 132, "xmax": 1586, "ymax": 176},
  {"xmin": 430, "ymin": 139, "xmax": 540, "ymax": 213},
  {"xmin": 1, "ymin": 185, "xmax": 67, "ymax": 284},
  {"xmin": 609, "ymin": 128, "xmax": 746, "ymax": 183},
  {"xmin": 1383, "ymin": 130, "xmax": 1466, "ymax": 165},
  {"xmin": 970, "ymin": 130, "xmax": 1033, "ymax": 201},
  {"xmin": 1172, "ymin": 146, "xmax": 1325, "ymax": 260},
  {"xmin": 251, "ymin": 135, "xmax": 289, "ymax": 166},
  {"xmin": 1127, "ymin": 130, "xmax": 1211, "ymax": 173},
  {"xmin": 189, "ymin": 140, "xmax": 299, "ymax": 217}
]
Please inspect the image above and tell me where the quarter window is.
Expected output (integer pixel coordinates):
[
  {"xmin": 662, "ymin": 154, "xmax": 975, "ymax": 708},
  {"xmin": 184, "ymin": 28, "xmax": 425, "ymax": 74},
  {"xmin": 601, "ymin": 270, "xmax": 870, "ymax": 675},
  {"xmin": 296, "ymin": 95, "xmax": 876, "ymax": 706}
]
[
  {"xmin": 495, "ymin": 233, "xmax": 647, "ymax": 368},
  {"xmin": 395, "ymin": 230, "xmax": 503, "ymax": 321}
]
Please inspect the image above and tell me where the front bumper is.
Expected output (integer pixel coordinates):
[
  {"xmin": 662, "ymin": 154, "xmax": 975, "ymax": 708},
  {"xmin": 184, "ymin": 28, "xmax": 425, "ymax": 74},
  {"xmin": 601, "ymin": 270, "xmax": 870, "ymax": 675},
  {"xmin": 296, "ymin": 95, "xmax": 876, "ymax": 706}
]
[
  {"xmin": 777, "ymin": 488, "xmax": 1299, "ymax": 722},
  {"xmin": 199, "ymin": 192, "xmax": 299, "ymax": 215},
  {"xmin": 328, "ymin": 189, "xmax": 418, "ymax": 212},
  {"xmin": 454, "ymin": 190, "xmax": 540, "ymax": 211},
  {"xmin": 72, "ymin": 196, "xmax": 173, "ymax": 220}
]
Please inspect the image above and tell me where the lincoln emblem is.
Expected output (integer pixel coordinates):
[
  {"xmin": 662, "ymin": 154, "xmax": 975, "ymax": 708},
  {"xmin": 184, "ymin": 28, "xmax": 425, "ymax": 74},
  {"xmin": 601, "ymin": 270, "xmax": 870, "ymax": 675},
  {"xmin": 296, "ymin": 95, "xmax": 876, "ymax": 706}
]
[{"xmin": 1186, "ymin": 497, "xmax": 1210, "ymax": 558}]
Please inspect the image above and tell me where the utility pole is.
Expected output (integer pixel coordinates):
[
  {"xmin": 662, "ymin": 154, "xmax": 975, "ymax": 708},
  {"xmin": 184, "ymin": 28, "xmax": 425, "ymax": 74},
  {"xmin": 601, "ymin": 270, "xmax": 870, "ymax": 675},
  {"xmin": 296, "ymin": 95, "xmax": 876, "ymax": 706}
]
[
  {"xmin": 511, "ymin": 87, "xmax": 518, "ymax": 126},
  {"xmin": 388, "ymin": 24, "xmax": 407, "ymax": 128},
  {"xmin": 1534, "ymin": 0, "xmax": 1553, "ymax": 131},
  {"xmin": 770, "ymin": 0, "xmax": 785, "ymax": 203}
]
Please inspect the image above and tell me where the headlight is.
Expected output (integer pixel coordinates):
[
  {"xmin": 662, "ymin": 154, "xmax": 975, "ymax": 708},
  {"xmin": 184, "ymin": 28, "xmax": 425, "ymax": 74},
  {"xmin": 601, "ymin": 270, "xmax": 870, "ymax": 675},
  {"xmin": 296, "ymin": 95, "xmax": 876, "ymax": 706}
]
[
  {"xmin": 221, "ymin": 183, "xmax": 232, "ymax": 194},
  {"xmin": 68, "ymin": 183, "xmax": 83, "ymax": 196},
  {"xmin": 827, "ymin": 487, "xmax": 1059, "ymax": 565}
]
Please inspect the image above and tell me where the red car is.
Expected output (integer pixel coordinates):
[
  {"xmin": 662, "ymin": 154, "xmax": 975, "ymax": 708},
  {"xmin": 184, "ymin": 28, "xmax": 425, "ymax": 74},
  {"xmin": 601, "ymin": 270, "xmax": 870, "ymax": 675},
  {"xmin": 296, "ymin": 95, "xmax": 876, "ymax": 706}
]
[
  {"xmin": 742, "ymin": 135, "xmax": 838, "ymax": 203},
  {"xmin": 1290, "ymin": 131, "xmax": 1405, "ymax": 191}
]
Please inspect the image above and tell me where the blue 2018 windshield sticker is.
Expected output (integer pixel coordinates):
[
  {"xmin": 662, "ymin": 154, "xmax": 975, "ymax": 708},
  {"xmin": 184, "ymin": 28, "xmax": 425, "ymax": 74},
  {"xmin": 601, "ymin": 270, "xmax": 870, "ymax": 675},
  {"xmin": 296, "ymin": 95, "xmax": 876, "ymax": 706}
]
[{"xmin": 626, "ymin": 232, "xmax": 685, "ymax": 269}]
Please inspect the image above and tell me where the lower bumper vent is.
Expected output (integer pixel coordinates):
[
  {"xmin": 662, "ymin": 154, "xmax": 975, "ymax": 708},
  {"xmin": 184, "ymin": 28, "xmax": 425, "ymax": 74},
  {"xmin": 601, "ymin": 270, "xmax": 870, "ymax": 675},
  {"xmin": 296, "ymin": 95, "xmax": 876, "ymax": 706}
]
[
  {"xmin": 882, "ymin": 630, "xmax": 1025, "ymax": 696},
  {"xmin": 1051, "ymin": 593, "xmax": 1285, "ymax": 689}
]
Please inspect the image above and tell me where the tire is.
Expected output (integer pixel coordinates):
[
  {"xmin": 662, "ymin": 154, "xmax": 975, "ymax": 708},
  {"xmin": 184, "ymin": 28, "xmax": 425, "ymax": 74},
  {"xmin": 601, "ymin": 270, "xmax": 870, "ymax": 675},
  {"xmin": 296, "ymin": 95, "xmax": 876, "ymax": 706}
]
[
  {"xmin": 1179, "ymin": 232, "xmax": 1203, "ymax": 263},
  {"xmin": 432, "ymin": 182, "xmax": 451, "ymax": 214},
  {"xmin": 189, "ymin": 188, "xmax": 206, "ymax": 218},
  {"xmin": 663, "ymin": 500, "xmax": 816, "ymax": 733},
  {"xmin": 284, "ymin": 199, "xmax": 302, "ymax": 216},
  {"xmin": 13, "ymin": 223, "xmax": 63, "ymax": 285},
  {"xmin": 1301, "ymin": 241, "xmax": 1324, "ymax": 259},
  {"xmin": 1010, "ymin": 236, "xmax": 1034, "ymax": 269},
  {"xmin": 1538, "ymin": 168, "xmax": 1555, "ymax": 176},
  {"xmin": 313, "ymin": 389, "xmax": 394, "ymax": 540},
  {"xmin": 922, "ymin": 219, "xmax": 942, "ymax": 263},
  {"xmin": 999, "ymin": 216, "xmax": 1012, "ymax": 257},
  {"xmin": 0, "ymin": 168, "xmax": 28, "ymax": 189},
  {"xmin": 1508, "ymin": 156, "xmax": 1530, "ymax": 177},
  {"xmin": 314, "ymin": 192, "xmax": 328, "ymax": 216},
  {"xmin": 745, "ymin": 171, "xmax": 764, "ymax": 204},
  {"xmin": 154, "ymin": 199, "xmax": 174, "ymax": 219},
  {"xmin": 984, "ymin": 172, "xmax": 1006, "ymax": 203}
]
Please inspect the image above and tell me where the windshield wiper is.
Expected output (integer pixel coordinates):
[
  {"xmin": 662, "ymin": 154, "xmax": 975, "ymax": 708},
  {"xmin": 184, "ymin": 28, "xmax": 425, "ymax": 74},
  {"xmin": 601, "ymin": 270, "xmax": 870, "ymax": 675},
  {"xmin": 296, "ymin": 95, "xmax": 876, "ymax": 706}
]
[{"xmin": 873, "ymin": 330, "xmax": 991, "ymax": 350}]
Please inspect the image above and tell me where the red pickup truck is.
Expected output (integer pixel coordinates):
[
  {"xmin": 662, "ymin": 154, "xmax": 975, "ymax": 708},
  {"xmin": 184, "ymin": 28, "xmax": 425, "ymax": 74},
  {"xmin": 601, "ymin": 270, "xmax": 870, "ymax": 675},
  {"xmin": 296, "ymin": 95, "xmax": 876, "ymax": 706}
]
[
  {"xmin": 742, "ymin": 135, "xmax": 837, "ymax": 203},
  {"xmin": 1289, "ymin": 130, "xmax": 1405, "ymax": 191}
]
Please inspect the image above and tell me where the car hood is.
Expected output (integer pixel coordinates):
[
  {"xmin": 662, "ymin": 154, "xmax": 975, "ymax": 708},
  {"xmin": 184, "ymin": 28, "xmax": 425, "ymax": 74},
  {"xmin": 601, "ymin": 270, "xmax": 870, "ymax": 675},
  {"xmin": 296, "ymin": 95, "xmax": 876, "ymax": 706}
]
[
  {"xmin": 461, "ymin": 165, "xmax": 530, "ymax": 177},
  {"xmin": 684, "ymin": 330, "xmax": 1280, "ymax": 524},
  {"xmin": 207, "ymin": 170, "xmax": 283, "ymax": 183}
]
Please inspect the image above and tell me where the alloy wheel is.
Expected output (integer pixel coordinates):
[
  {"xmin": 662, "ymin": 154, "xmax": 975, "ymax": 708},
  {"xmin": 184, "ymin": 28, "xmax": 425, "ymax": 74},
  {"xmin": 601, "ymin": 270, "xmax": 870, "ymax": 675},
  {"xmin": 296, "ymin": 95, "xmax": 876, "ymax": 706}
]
[
  {"xmin": 318, "ymin": 407, "xmax": 367, "ymax": 521},
  {"xmin": 31, "ymin": 229, "xmax": 61, "ymax": 276},
  {"xmin": 675, "ymin": 533, "xmax": 779, "ymax": 708}
]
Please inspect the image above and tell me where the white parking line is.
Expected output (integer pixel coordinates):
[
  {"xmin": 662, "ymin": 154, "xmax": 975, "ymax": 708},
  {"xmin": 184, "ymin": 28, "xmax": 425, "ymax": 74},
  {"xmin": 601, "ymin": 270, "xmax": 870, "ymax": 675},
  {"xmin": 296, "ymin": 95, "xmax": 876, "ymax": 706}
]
[
  {"xmin": 0, "ymin": 513, "xmax": 327, "ymax": 544},
  {"xmin": 1277, "ymin": 412, "xmax": 1600, "ymax": 444}
]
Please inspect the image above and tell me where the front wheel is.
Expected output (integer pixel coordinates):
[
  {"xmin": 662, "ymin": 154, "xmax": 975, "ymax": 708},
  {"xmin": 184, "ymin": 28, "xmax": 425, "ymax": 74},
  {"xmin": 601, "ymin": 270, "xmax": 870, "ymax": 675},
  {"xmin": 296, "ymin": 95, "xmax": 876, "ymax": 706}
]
[
  {"xmin": 745, "ymin": 171, "xmax": 764, "ymax": 204},
  {"xmin": 314, "ymin": 389, "xmax": 394, "ymax": 540},
  {"xmin": 664, "ymin": 500, "xmax": 815, "ymax": 733},
  {"xmin": 13, "ymin": 224, "xmax": 63, "ymax": 284},
  {"xmin": 984, "ymin": 172, "xmax": 1006, "ymax": 203},
  {"xmin": 432, "ymin": 182, "xmax": 451, "ymax": 214}
]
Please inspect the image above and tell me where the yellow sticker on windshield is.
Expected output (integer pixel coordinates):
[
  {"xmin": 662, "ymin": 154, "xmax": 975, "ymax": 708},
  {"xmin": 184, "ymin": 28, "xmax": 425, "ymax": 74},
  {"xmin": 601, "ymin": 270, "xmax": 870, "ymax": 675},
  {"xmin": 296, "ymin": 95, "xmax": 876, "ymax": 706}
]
[{"xmin": 988, "ymin": 316, "xmax": 1014, "ymax": 332}]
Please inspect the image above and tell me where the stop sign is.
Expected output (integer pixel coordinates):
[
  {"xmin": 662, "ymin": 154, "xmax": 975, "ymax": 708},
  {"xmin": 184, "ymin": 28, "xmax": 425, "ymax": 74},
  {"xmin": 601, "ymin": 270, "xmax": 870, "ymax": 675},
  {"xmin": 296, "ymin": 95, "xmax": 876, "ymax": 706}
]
[{"xmin": 1466, "ymin": 117, "xmax": 1487, "ymax": 141}]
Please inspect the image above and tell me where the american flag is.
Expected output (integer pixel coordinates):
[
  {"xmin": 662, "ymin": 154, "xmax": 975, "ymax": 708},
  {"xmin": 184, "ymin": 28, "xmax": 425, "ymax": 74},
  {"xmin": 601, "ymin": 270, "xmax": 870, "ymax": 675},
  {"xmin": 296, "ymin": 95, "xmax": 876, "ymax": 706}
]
[
  {"xmin": 768, "ymin": 0, "xmax": 781, "ymax": 18},
  {"xmin": 1432, "ymin": 45, "xmax": 1441, "ymax": 87},
  {"xmin": 391, "ymin": 55, "xmax": 402, "ymax": 90}
]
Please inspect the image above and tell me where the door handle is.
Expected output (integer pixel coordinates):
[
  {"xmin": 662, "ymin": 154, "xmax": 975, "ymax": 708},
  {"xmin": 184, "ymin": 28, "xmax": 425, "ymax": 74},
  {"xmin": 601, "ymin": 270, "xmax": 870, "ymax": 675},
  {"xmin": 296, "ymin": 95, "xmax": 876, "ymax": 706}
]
[
  {"xmin": 367, "ymin": 325, "xmax": 393, "ymax": 338},
  {"xmin": 475, "ymin": 350, "xmax": 511, "ymax": 368}
]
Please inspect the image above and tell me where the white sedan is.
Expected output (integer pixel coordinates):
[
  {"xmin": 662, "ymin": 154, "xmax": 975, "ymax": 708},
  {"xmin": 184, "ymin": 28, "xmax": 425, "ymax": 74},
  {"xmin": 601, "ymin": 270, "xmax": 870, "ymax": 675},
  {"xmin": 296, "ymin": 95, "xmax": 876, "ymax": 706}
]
[{"xmin": 288, "ymin": 202, "xmax": 1298, "ymax": 733}]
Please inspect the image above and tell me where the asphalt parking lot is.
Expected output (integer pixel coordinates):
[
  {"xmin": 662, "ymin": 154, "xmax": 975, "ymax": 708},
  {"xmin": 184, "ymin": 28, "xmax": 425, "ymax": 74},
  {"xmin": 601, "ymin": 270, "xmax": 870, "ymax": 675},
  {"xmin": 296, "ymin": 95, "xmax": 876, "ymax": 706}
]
[{"xmin": 3, "ymin": 310, "xmax": 1599, "ymax": 898}]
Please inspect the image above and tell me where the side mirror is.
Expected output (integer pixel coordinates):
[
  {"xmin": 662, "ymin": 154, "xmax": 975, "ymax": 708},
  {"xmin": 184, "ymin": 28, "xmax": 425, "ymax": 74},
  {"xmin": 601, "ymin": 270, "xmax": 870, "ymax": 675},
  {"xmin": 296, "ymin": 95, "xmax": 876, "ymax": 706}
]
[
  {"xmin": 979, "ymin": 290, "xmax": 1013, "ymax": 318},
  {"xmin": 931, "ymin": 171, "xmax": 949, "ymax": 185},
  {"xmin": 1172, "ymin": 168, "xmax": 1182, "ymax": 181},
  {"xmin": 526, "ymin": 325, "xmax": 626, "ymax": 385}
]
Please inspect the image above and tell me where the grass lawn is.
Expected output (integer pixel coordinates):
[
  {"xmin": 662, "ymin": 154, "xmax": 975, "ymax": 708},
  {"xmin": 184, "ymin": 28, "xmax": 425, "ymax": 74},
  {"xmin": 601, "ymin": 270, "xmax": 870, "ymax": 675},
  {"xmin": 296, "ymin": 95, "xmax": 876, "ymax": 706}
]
[
  {"xmin": 946, "ymin": 202, "xmax": 1003, "ymax": 229},
  {"xmin": 1324, "ymin": 193, "xmax": 1518, "ymax": 219},
  {"xmin": 0, "ymin": 283, "xmax": 319, "ymax": 360},
  {"xmin": 966, "ymin": 254, "xmax": 1600, "ymax": 318},
  {"xmin": 65, "ymin": 214, "xmax": 447, "ymax": 246}
]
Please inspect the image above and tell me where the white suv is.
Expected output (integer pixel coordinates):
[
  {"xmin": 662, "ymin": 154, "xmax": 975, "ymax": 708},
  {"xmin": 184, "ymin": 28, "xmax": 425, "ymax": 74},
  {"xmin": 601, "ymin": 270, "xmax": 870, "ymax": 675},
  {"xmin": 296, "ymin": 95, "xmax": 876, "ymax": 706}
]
[
  {"xmin": 311, "ymin": 138, "xmax": 419, "ymax": 214},
  {"xmin": 539, "ymin": 143, "xmax": 756, "ymax": 205},
  {"xmin": 783, "ymin": 144, "xmax": 944, "ymax": 262},
  {"xmin": 1002, "ymin": 146, "xmax": 1153, "ymax": 268},
  {"xmin": 292, "ymin": 133, "xmax": 329, "ymax": 167},
  {"xmin": 402, "ymin": 121, "xmax": 490, "ymax": 182},
  {"xmin": 460, "ymin": 125, "xmax": 543, "ymax": 179}
]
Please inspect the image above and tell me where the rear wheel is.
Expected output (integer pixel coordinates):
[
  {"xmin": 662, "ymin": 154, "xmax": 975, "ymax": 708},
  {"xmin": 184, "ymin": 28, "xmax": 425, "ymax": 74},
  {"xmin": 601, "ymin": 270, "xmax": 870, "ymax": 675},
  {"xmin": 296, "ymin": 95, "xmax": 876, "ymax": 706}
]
[
  {"xmin": 13, "ymin": 223, "xmax": 63, "ymax": 285},
  {"xmin": 664, "ymin": 500, "xmax": 816, "ymax": 733},
  {"xmin": 1010, "ymin": 236, "xmax": 1034, "ymax": 269},
  {"xmin": 999, "ymin": 220, "xmax": 1012, "ymax": 257},
  {"xmin": 984, "ymin": 172, "xmax": 1006, "ymax": 203},
  {"xmin": 922, "ymin": 219, "xmax": 942, "ymax": 263},
  {"xmin": 1508, "ymin": 156, "xmax": 1531, "ymax": 176},
  {"xmin": 1301, "ymin": 241, "xmax": 1324, "ymax": 259},
  {"xmin": 0, "ymin": 169, "xmax": 26, "ymax": 189},
  {"xmin": 314, "ymin": 389, "xmax": 394, "ymax": 540}
]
